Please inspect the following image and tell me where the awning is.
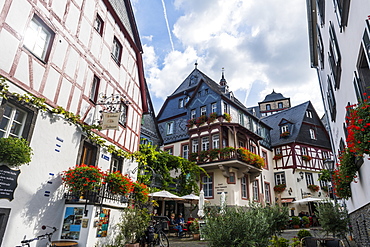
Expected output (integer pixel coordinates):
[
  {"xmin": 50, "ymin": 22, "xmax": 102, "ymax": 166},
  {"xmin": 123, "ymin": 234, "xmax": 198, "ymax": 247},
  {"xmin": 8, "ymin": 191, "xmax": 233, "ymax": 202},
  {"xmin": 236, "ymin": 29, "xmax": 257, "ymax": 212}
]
[{"xmin": 281, "ymin": 198, "xmax": 294, "ymax": 203}]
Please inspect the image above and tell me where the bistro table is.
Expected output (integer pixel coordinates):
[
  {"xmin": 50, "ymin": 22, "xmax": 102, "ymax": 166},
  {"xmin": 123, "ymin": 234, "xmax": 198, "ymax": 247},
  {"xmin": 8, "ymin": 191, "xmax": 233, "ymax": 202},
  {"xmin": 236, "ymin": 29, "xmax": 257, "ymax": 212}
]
[{"xmin": 51, "ymin": 240, "xmax": 78, "ymax": 246}]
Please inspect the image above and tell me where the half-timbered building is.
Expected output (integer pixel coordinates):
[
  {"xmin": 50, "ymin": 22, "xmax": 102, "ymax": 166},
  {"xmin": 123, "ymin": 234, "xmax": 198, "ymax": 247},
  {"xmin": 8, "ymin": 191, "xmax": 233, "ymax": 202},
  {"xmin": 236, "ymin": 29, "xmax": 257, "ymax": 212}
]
[
  {"xmin": 157, "ymin": 66, "xmax": 274, "ymax": 211},
  {"xmin": 0, "ymin": 0, "xmax": 145, "ymax": 246},
  {"xmin": 262, "ymin": 101, "xmax": 333, "ymax": 215}
]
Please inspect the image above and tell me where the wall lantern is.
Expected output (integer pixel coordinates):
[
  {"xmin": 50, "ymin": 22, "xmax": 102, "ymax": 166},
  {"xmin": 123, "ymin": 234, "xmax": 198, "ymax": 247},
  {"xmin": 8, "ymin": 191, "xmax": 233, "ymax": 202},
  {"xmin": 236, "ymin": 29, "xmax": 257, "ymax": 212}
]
[{"xmin": 324, "ymin": 159, "xmax": 335, "ymax": 171}]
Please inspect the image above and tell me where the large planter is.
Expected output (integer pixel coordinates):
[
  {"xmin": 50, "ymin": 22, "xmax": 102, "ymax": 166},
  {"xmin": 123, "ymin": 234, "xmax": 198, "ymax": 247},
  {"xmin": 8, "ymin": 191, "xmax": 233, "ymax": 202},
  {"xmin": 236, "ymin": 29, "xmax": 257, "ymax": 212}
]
[
  {"xmin": 193, "ymin": 233, "xmax": 200, "ymax": 240},
  {"xmin": 125, "ymin": 243, "xmax": 139, "ymax": 247}
]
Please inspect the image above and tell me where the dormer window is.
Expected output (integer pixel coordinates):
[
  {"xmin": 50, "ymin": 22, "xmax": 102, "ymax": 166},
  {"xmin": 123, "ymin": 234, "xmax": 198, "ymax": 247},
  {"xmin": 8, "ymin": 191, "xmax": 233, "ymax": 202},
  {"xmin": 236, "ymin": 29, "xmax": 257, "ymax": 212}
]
[
  {"xmin": 278, "ymin": 102, "xmax": 283, "ymax": 108},
  {"xmin": 280, "ymin": 125, "xmax": 290, "ymax": 138},
  {"xmin": 266, "ymin": 104, "xmax": 271, "ymax": 110},
  {"xmin": 306, "ymin": 110, "xmax": 313, "ymax": 118},
  {"xmin": 179, "ymin": 98, "xmax": 184, "ymax": 108}
]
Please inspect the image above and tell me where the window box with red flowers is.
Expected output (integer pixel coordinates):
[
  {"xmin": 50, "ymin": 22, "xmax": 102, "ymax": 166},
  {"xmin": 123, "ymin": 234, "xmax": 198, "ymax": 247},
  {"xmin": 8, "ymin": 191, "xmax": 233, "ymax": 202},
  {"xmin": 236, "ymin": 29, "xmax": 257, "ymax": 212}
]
[
  {"xmin": 280, "ymin": 131, "xmax": 290, "ymax": 138},
  {"xmin": 209, "ymin": 148, "xmax": 220, "ymax": 161},
  {"xmin": 207, "ymin": 112, "xmax": 218, "ymax": 124},
  {"xmin": 196, "ymin": 115, "xmax": 208, "ymax": 127},
  {"xmin": 307, "ymin": 184, "xmax": 319, "ymax": 192},
  {"xmin": 104, "ymin": 171, "xmax": 133, "ymax": 196},
  {"xmin": 186, "ymin": 118, "xmax": 196, "ymax": 128},
  {"xmin": 237, "ymin": 147, "xmax": 265, "ymax": 169},
  {"xmin": 273, "ymin": 184, "xmax": 286, "ymax": 193},
  {"xmin": 302, "ymin": 155, "xmax": 312, "ymax": 162},
  {"xmin": 273, "ymin": 154, "xmax": 283, "ymax": 160},
  {"xmin": 62, "ymin": 165, "xmax": 104, "ymax": 195},
  {"xmin": 346, "ymin": 95, "xmax": 370, "ymax": 156}
]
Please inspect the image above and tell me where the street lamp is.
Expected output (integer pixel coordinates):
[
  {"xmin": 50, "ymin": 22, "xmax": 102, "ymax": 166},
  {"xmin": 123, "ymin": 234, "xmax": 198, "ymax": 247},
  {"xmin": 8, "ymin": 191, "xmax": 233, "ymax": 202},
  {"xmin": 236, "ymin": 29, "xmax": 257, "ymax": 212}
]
[
  {"xmin": 324, "ymin": 159, "xmax": 336, "ymax": 202},
  {"xmin": 131, "ymin": 165, "xmax": 158, "ymax": 187}
]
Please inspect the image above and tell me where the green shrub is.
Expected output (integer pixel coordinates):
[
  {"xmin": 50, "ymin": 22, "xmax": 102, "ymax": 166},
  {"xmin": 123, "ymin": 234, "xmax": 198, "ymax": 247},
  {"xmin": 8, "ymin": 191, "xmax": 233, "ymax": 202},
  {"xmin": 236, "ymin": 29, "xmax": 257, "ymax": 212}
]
[
  {"xmin": 297, "ymin": 229, "xmax": 312, "ymax": 240},
  {"xmin": 302, "ymin": 216, "xmax": 310, "ymax": 225},
  {"xmin": 270, "ymin": 236, "xmax": 289, "ymax": 247},
  {"xmin": 291, "ymin": 216, "xmax": 300, "ymax": 226},
  {"xmin": 203, "ymin": 203, "xmax": 289, "ymax": 247},
  {"xmin": 317, "ymin": 201, "xmax": 349, "ymax": 238},
  {"xmin": 0, "ymin": 137, "xmax": 33, "ymax": 167}
]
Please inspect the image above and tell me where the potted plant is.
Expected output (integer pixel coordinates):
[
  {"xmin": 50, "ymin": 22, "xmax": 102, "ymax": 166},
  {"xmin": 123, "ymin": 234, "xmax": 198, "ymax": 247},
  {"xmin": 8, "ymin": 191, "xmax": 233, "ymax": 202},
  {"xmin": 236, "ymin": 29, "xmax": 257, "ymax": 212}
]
[
  {"xmin": 219, "ymin": 146, "xmax": 235, "ymax": 159},
  {"xmin": 208, "ymin": 148, "xmax": 220, "ymax": 161},
  {"xmin": 273, "ymin": 184, "xmax": 286, "ymax": 193},
  {"xmin": 291, "ymin": 216, "xmax": 301, "ymax": 229},
  {"xmin": 196, "ymin": 115, "xmax": 207, "ymax": 126},
  {"xmin": 62, "ymin": 165, "xmax": 104, "ymax": 196},
  {"xmin": 297, "ymin": 229, "xmax": 312, "ymax": 239},
  {"xmin": 302, "ymin": 216, "xmax": 310, "ymax": 228},
  {"xmin": 189, "ymin": 218, "xmax": 200, "ymax": 240},
  {"xmin": 223, "ymin": 113, "xmax": 232, "ymax": 122},
  {"xmin": 186, "ymin": 118, "xmax": 196, "ymax": 128},
  {"xmin": 104, "ymin": 171, "xmax": 133, "ymax": 195},
  {"xmin": 307, "ymin": 184, "xmax": 320, "ymax": 192},
  {"xmin": 280, "ymin": 131, "xmax": 290, "ymax": 138},
  {"xmin": 0, "ymin": 137, "xmax": 33, "ymax": 168}
]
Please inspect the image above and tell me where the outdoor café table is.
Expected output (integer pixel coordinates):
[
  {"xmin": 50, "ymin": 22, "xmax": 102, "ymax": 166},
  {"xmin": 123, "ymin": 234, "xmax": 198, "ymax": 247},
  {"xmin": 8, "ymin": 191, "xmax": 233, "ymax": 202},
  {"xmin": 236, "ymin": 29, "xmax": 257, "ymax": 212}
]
[{"xmin": 51, "ymin": 240, "xmax": 78, "ymax": 246}]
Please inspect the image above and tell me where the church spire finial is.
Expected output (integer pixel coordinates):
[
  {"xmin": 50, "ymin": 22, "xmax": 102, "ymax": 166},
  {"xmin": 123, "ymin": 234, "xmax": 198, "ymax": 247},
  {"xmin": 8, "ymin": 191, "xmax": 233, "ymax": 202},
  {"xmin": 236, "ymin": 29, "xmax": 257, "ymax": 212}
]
[
  {"xmin": 220, "ymin": 67, "xmax": 227, "ymax": 86},
  {"xmin": 195, "ymin": 61, "xmax": 198, "ymax": 69}
]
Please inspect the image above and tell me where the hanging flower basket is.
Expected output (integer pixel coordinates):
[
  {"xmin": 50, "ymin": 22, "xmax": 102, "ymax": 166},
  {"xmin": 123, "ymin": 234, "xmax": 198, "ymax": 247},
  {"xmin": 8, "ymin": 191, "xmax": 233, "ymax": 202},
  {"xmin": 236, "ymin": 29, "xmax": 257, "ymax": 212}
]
[
  {"xmin": 132, "ymin": 182, "xmax": 149, "ymax": 203},
  {"xmin": 346, "ymin": 95, "xmax": 370, "ymax": 156},
  {"xmin": 274, "ymin": 184, "xmax": 286, "ymax": 193},
  {"xmin": 62, "ymin": 165, "xmax": 104, "ymax": 194},
  {"xmin": 0, "ymin": 137, "xmax": 33, "ymax": 168},
  {"xmin": 307, "ymin": 184, "xmax": 320, "ymax": 192},
  {"xmin": 104, "ymin": 171, "xmax": 133, "ymax": 195},
  {"xmin": 302, "ymin": 155, "xmax": 312, "ymax": 162}
]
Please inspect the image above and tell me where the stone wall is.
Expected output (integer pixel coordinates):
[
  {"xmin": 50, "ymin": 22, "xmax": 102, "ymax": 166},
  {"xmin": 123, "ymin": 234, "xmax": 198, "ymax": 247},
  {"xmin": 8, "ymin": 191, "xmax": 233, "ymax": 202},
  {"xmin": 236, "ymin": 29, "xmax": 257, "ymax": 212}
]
[{"xmin": 349, "ymin": 202, "xmax": 370, "ymax": 246}]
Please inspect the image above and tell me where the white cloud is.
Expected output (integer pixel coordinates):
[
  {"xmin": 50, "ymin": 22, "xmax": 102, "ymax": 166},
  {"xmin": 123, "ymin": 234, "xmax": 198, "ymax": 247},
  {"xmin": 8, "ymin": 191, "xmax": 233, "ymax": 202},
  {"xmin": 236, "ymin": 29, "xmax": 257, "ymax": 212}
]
[{"xmin": 140, "ymin": 0, "xmax": 323, "ymax": 115}]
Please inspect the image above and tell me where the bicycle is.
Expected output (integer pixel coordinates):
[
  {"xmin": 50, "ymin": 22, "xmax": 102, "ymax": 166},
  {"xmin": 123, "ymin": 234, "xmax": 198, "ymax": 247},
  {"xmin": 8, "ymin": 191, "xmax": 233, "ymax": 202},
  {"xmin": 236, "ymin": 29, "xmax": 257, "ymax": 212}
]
[
  {"xmin": 140, "ymin": 218, "xmax": 169, "ymax": 247},
  {"xmin": 16, "ymin": 225, "xmax": 57, "ymax": 247}
]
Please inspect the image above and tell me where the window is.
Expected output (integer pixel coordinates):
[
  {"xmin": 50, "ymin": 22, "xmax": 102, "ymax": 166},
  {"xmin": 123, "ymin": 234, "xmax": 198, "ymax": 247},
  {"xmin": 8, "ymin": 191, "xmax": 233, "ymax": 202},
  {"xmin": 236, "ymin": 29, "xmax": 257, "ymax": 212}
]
[
  {"xmin": 202, "ymin": 174, "xmax": 213, "ymax": 198},
  {"xmin": 249, "ymin": 144, "xmax": 256, "ymax": 154},
  {"xmin": 281, "ymin": 125, "xmax": 289, "ymax": 133},
  {"xmin": 305, "ymin": 173, "xmax": 314, "ymax": 185},
  {"xmin": 212, "ymin": 134, "xmax": 219, "ymax": 149},
  {"xmin": 202, "ymin": 137, "xmax": 209, "ymax": 151},
  {"xmin": 119, "ymin": 102, "xmax": 128, "ymax": 126},
  {"xmin": 333, "ymin": 0, "xmax": 350, "ymax": 29},
  {"xmin": 238, "ymin": 112, "xmax": 244, "ymax": 125},
  {"xmin": 112, "ymin": 37, "xmax": 122, "ymax": 65},
  {"xmin": 264, "ymin": 182, "xmax": 271, "ymax": 204},
  {"xmin": 262, "ymin": 151, "xmax": 268, "ymax": 169},
  {"xmin": 192, "ymin": 139, "xmax": 199, "ymax": 153},
  {"xmin": 317, "ymin": 0, "xmax": 325, "ymax": 26},
  {"xmin": 239, "ymin": 141, "xmax": 244, "ymax": 148},
  {"xmin": 178, "ymin": 99, "xmax": 184, "ymax": 108},
  {"xmin": 90, "ymin": 75, "xmax": 100, "ymax": 103},
  {"xmin": 0, "ymin": 208, "xmax": 11, "ymax": 246},
  {"xmin": 0, "ymin": 105, "xmax": 27, "ymax": 138},
  {"xmin": 241, "ymin": 176, "xmax": 248, "ymax": 199},
  {"xmin": 278, "ymin": 102, "xmax": 283, "ymax": 108},
  {"xmin": 306, "ymin": 110, "xmax": 313, "ymax": 118},
  {"xmin": 80, "ymin": 141, "xmax": 97, "ymax": 166},
  {"xmin": 111, "ymin": 157, "xmax": 123, "ymax": 173},
  {"xmin": 266, "ymin": 104, "xmax": 271, "ymax": 110},
  {"xmin": 164, "ymin": 147, "xmax": 173, "ymax": 155},
  {"xmin": 252, "ymin": 180, "xmax": 259, "ymax": 201},
  {"xmin": 223, "ymin": 102, "xmax": 228, "ymax": 114},
  {"xmin": 309, "ymin": 129, "xmax": 316, "ymax": 139},
  {"xmin": 182, "ymin": 144, "xmax": 189, "ymax": 160},
  {"xmin": 353, "ymin": 71, "xmax": 365, "ymax": 102},
  {"xmin": 275, "ymin": 147, "xmax": 281, "ymax": 155},
  {"xmin": 274, "ymin": 172, "xmax": 286, "ymax": 185},
  {"xmin": 301, "ymin": 147, "xmax": 308, "ymax": 155},
  {"xmin": 23, "ymin": 15, "xmax": 54, "ymax": 62},
  {"xmin": 197, "ymin": 91, "xmax": 201, "ymax": 97},
  {"xmin": 227, "ymin": 172, "xmax": 236, "ymax": 184},
  {"xmin": 94, "ymin": 14, "xmax": 104, "ymax": 35},
  {"xmin": 191, "ymin": 109, "xmax": 196, "ymax": 119},
  {"xmin": 166, "ymin": 121, "xmax": 174, "ymax": 135},
  {"xmin": 200, "ymin": 106, "xmax": 206, "ymax": 116},
  {"xmin": 322, "ymin": 151, "xmax": 328, "ymax": 160},
  {"xmin": 205, "ymin": 89, "xmax": 209, "ymax": 94},
  {"xmin": 327, "ymin": 75, "xmax": 337, "ymax": 121},
  {"xmin": 211, "ymin": 103, "xmax": 217, "ymax": 113},
  {"xmin": 328, "ymin": 22, "xmax": 342, "ymax": 89},
  {"xmin": 317, "ymin": 24, "xmax": 324, "ymax": 69},
  {"xmin": 319, "ymin": 176, "xmax": 328, "ymax": 188}
]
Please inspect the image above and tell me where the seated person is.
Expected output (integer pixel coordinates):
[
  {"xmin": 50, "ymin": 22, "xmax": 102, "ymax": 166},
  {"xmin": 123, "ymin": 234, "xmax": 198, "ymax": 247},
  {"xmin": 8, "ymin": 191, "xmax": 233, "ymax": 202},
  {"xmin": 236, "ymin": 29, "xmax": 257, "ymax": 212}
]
[{"xmin": 175, "ymin": 213, "xmax": 186, "ymax": 237}]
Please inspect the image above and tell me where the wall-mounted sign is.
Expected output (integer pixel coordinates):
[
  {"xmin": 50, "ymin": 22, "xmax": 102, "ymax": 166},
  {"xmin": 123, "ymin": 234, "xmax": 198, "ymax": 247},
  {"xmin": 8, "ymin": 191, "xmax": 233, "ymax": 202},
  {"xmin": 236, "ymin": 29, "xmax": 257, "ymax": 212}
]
[
  {"xmin": 0, "ymin": 165, "xmax": 20, "ymax": 201},
  {"xmin": 101, "ymin": 112, "xmax": 120, "ymax": 130},
  {"xmin": 61, "ymin": 207, "xmax": 84, "ymax": 240}
]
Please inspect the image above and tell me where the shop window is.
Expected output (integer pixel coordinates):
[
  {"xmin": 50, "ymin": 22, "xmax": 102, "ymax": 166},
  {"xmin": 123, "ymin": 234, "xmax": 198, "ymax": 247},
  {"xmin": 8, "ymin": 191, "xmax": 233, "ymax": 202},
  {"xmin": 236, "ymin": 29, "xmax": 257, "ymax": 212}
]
[{"xmin": 23, "ymin": 15, "xmax": 54, "ymax": 62}]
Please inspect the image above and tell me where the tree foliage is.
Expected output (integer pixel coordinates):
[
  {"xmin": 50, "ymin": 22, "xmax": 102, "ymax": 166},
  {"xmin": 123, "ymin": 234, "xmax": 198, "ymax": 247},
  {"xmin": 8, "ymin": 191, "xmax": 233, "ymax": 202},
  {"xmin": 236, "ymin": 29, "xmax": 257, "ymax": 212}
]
[{"xmin": 316, "ymin": 201, "xmax": 349, "ymax": 238}]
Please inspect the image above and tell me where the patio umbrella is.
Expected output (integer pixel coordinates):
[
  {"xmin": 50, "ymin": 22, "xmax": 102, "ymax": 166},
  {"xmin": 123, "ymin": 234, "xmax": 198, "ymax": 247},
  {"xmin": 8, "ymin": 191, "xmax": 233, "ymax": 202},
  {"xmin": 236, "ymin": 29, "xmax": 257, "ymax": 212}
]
[
  {"xmin": 149, "ymin": 190, "xmax": 184, "ymax": 200},
  {"xmin": 293, "ymin": 197, "xmax": 325, "ymax": 203},
  {"xmin": 220, "ymin": 192, "xmax": 226, "ymax": 214},
  {"xmin": 181, "ymin": 194, "xmax": 200, "ymax": 201},
  {"xmin": 197, "ymin": 189, "xmax": 205, "ymax": 218}
]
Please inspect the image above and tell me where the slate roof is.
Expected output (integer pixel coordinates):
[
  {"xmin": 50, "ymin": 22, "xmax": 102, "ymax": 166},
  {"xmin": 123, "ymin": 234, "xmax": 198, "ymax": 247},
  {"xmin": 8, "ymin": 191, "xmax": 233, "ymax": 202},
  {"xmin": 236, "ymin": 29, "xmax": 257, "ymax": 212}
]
[
  {"xmin": 259, "ymin": 90, "xmax": 289, "ymax": 103},
  {"xmin": 261, "ymin": 101, "xmax": 310, "ymax": 146}
]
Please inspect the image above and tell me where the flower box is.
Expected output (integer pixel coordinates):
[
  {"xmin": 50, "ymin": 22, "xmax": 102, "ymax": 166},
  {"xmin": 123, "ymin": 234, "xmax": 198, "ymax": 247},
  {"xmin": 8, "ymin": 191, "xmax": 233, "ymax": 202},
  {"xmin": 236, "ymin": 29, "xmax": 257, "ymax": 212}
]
[
  {"xmin": 302, "ymin": 155, "xmax": 312, "ymax": 162},
  {"xmin": 274, "ymin": 184, "xmax": 286, "ymax": 193},
  {"xmin": 307, "ymin": 184, "xmax": 319, "ymax": 192}
]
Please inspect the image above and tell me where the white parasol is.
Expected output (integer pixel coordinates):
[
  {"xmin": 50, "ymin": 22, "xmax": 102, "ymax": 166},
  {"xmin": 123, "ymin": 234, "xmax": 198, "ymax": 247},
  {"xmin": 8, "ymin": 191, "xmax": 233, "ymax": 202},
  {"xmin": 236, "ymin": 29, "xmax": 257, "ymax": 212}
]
[
  {"xmin": 293, "ymin": 197, "xmax": 325, "ymax": 203},
  {"xmin": 220, "ymin": 192, "xmax": 226, "ymax": 214},
  {"xmin": 197, "ymin": 189, "xmax": 205, "ymax": 218},
  {"xmin": 149, "ymin": 190, "xmax": 184, "ymax": 200}
]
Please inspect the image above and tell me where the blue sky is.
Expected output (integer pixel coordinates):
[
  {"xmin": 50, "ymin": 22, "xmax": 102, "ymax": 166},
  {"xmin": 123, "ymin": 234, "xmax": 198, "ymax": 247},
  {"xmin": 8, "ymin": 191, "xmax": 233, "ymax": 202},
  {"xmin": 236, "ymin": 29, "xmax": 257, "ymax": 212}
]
[{"xmin": 132, "ymin": 0, "xmax": 324, "ymax": 116}]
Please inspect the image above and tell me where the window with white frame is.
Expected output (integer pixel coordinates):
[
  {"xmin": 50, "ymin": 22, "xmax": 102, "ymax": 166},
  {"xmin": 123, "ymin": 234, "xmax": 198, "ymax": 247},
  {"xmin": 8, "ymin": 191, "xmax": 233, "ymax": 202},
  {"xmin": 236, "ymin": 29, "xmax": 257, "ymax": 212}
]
[
  {"xmin": 0, "ymin": 104, "xmax": 27, "ymax": 138},
  {"xmin": 111, "ymin": 157, "xmax": 123, "ymax": 173},
  {"xmin": 223, "ymin": 102, "xmax": 228, "ymax": 114},
  {"xmin": 274, "ymin": 172, "xmax": 286, "ymax": 185},
  {"xmin": 322, "ymin": 151, "xmax": 328, "ymax": 160},
  {"xmin": 306, "ymin": 110, "xmax": 313, "ymax": 118},
  {"xmin": 166, "ymin": 121, "xmax": 174, "ymax": 135},
  {"xmin": 112, "ymin": 36, "xmax": 122, "ymax": 65},
  {"xmin": 24, "ymin": 15, "xmax": 54, "ymax": 62},
  {"xmin": 192, "ymin": 139, "xmax": 198, "ymax": 153},
  {"xmin": 94, "ymin": 14, "xmax": 104, "ymax": 35},
  {"xmin": 252, "ymin": 180, "xmax": 259, "ymax": 201},
  {"xmin": 200, "ymin": 106, "xmax": 206, "ymax": 116},
  {"xmin": 164, "ymin": 147, "xmax": 173, "ymax": 155},
  {"xmin": 191, "ymin": 109, "xmax": 196, "ymax": 119},
  {"xmin": 211, "ymin": 103, "xmax": 217, "ymax": 113},
  {"xmin": 178, "ymin": 98, "xmax": 184, "ymax": 108},
  {"xmin": 241, "ymin": 176, "xmax": 248, "ymax": 198},
  {"xmin": 238, "ymin": 112, "xmax": 244, "ymax": 125},
  {"xmin": 275, "ymin": 147, "xmax": 282, "ymax": 155},
  {"xmin": 202, "ymin": 137, "xmax": 209, "ymax": 151},
  {"xmin": 309, "ymin": 129, "xmax": 316, "ymax": 139},
  {"xmin": 182, "ymin": 144, "xmax": 189, "ymax": 160},
  {"xmin": 301, "ymin": 147, "xmax": 308, "ymax": 155},
  {"xmin": 202, "ymin": 174, "xmax": 213, "ymax": 198},
  {"xmin": 212, "ymin": 134, "xmax": 219, "ymax": 149},
  {"xmin": 327, "ymin": 75, "xmax": 337, "ymax": 121},
  {"xmin": 328, "ymin": 22, "xmax": 341, "ymax": 89},
  {"xmin": 281, "ymin": 125, "xmax": 289, "ymax": 133},
  {"xmin": 305, "ymin": 173, "xmax": 314, "ymax": 185},
  {"xmin": 264, "ymin": 182, "xmax": 271, "ymax": 204}
]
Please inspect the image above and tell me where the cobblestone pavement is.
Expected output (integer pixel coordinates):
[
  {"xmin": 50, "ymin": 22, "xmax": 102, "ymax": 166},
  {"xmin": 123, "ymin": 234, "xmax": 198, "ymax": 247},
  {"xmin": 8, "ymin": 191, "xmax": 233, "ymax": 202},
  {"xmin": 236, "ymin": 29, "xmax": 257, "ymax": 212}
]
[{"xmin": 168, "ymin": 227, "xmax": 357, "ymax": 247}]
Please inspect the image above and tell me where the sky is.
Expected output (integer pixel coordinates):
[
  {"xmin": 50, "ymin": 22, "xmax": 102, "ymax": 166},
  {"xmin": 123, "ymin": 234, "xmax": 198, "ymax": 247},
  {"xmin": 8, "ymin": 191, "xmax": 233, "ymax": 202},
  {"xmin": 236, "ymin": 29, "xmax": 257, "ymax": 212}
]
[{"xmin": 131, "ymin": 0, "xmax": 324, "ymax": 117}]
